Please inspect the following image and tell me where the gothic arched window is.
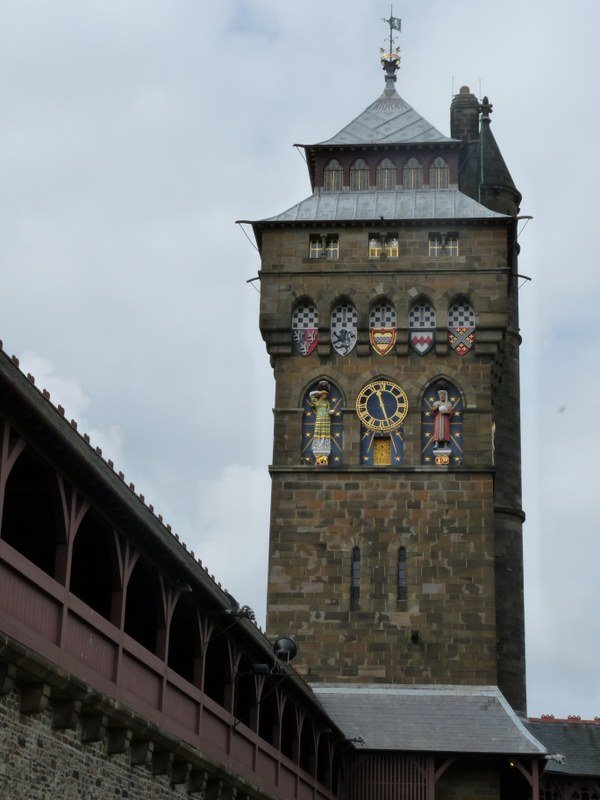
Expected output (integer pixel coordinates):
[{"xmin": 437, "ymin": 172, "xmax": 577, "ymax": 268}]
[
  {"xmin": 429, "ymin": 156, "xmax": 450, "ymax": 189},
  {"xmin": 421, "ymin": 378, "xmax": 464, "ymax": 466},
  {"xmin": 292, "ymin": 302, "xmax": 318, "ymax": 356},
  {"xmin": 330, "ymin": 302, "xmax": 357, "ymax": 356},
  {"xmin": 350, "ymin": 159, "xmax": 369, "ymax": 191},
  {"xmin": 369, "ymin": 302, "xmax": 397, "ymax": 356},
  {"xmin": 403, "ymin": 157, "xmax": 423, "ymax": 189},
  {"xmin": 447, "ymin": 299, "xmax": 476, "ymax": 356},
  {"xmin": 323, "ymin": 159, "xmax": 343, "ymax": 191},
  {"xmin": 408, "ymin": 300, "xmax": 436, "ymax": 356},
  {"xmin": 376, "ymin": 157, "xmax": 396, "ymax": 190},
  {"xmin": 301, "ymin": 379, "xmax": 344, "ymax": 466},
  {"xmin": 350, "ymin": 546, "xmax": 361, "ymax": 609}
]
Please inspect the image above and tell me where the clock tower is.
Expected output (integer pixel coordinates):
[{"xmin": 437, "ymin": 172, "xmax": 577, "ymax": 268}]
[{"xmin": 246, "ymin": 40, "xmax": 526, "ymax": 712}]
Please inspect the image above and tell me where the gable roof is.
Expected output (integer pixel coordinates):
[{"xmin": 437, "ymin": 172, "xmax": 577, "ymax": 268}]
[
  {"xmin": 313, "ymin": 684, "xmax": 546, "ymax": 755},
  {"xmin": 316, "ymin": 84, "xmax": 458, "ymax": 146}
]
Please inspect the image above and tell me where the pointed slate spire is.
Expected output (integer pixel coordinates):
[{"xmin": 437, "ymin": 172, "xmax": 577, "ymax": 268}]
[{"xmin": 478, "ymin": 96, "xmax": 521, "ymax": 215}]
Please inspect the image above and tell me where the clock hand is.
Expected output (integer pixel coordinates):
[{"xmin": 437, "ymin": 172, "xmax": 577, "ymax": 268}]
[{"xmin": 376, "ymin": 390, "xmax": 390, "ymax": 423}]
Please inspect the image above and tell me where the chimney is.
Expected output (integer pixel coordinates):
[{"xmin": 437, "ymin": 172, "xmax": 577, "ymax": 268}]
[{"xmin": 450, "ymin": 85, "xmax": 480, "ymax": 142}]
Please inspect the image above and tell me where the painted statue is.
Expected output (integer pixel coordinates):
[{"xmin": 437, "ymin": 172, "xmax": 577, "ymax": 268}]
[
  {"xmin": 432, "ymin": 389, "xmax": 453, "ymax": 447},
  {"xmin": 309, "ymin": 381, "xmax": 335, "ymax": 465}
]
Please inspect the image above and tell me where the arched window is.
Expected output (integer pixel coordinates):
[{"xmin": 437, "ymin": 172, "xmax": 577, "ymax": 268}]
[
  {"xmin": 421, "ymin": 378, "xmax": 464, "ymax": 465},
  {"xmin": 403, "ymin": 157, "xmax": 423, "ymax": 189},
  {"xmin": 350, "ymin": 546, "xmax": 361, "ymax": 609},
  {"xmin": 398, "ymin": 547, "xmax": 407, "ymax": 603},
  {"xmin": 281, "ymin": 700, "xmax": 299, "ymax": 761},
  {"xmin": 350, "ymin": 159, "xmax": 369, "ymax": 191},
  {"xmin": 302, "ymin": 379, "xmax": 343, "ymax": 466},
  {"xmin": 168, "ymin": 595, "xmax": 200, "ymax": 685},
  {"xmin": 69, "ymin": 508, "xmax": 117, "ymax": 621},
  {"xmin": 124, "ymin": 559, "xmax": 160, "ymax": 654},
  {"xmin": 448, "ymin": 300, "xmax": 476, "ymax": 356},
  {"xmin": 203, "ymin": 633, "xmax": 232, "ymax": 708},
  {"xmin": 299, "ymin": 718, "xmax": 315, "ymax": 775},
  {"xmin": 369, "ymin": 302, "xmax": 397, "ymax": 356},
  {"xmin": 330, "ymin": 302, "xmax": 357, "ymax": 356},
  {"xmin": 409, "ymin": 300, "xmax": 436, "ymax": 356},
  {"xmin": 429, "ymin": 156, "xmax": 450, "ymax": 189},
  {"xmin": 1, "ymin": 448, "xmax": 63, "ymax": 577},
  {"xmin": 323, "ymin": 159, "xmax": 343, "ymax": 191},
  {"xmin": 376, "ymin": 157, "xmax": 396, "ymax": 190},
  {"xmin": 292, "ymin": 302, "xmax": 318, "ymax": 356}
]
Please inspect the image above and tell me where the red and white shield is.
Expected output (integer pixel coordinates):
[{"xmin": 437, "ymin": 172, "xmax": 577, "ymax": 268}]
[
  {"xmin": 292, "ymin": 328, "xmax": 318, "ymax": 356},
  {"xmin": 410, "ymin": 329, "xmax": 435, "ymax": 356},
  {"xmin": 370, "ymin": 327, "xmax": 396, "ymax": 356},
  {"xmin": 448, "ymin": 326, "xmax": 475, "ymax": 356}
]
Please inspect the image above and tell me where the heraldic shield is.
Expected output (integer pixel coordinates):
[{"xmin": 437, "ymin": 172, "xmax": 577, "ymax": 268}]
[
  {"xmin": 370, "ymin": 328, "xmax": 396, "ymax": 356},
  {"xmin": 448, "ymin": 326, "xmax": 475, "ymax": 356},
  {"xmin": 292, "ymin": 302, "xmax": 319, "ymax": 356},
  {"xmin": 410, "ymin": 330, "xmax": 435, "ymax": 356},
  {"xmin": 292, "ymin": 328, "xmax": 318, "ymax": 356}
]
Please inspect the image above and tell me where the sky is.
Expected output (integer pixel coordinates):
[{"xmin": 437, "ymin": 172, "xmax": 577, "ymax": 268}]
[{"xmin": 0, "ymin": 0, "xmax": 598, "ymax": 719}]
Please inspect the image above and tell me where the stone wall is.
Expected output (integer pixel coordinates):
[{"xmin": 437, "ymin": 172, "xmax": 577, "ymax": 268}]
[
  {"xmin": 0, "ymin": 686, "xmax": 188, "ymax": 800},
  {"xmin": 267, "ymin": 469, "xmax": 497, "ymax": 685},
  {"xmin": 260, "ymin": 222, "xmax": 525, "ymax": 700}
]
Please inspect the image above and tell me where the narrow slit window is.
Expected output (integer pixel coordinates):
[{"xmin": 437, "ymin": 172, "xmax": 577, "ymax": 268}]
[
  {"xmin": 398, "ymin": 547, "xmax": 407, "ymax": 603},
  {"xmin": 350, "ymin": 546, "xmax": 361, "ymax": 608}
]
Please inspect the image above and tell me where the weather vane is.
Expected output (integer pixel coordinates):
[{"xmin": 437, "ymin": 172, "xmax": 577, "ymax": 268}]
[{"xmin": 382, "ymin": 6, "xmax": 402, "ymax": 55}]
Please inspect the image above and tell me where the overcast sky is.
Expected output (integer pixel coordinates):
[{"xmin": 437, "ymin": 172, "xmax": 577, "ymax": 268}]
[{"xmin": 0, "ymin": 0, "xmax": 598, "ymax": 719}]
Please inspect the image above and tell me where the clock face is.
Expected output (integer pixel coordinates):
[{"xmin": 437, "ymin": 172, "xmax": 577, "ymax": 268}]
[{"xmin": 356, "ymin": 380, "xmax": 408, "ymax": 432}]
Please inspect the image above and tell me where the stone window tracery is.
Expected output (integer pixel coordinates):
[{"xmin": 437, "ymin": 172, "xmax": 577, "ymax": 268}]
[{"xmin": 429, "ymin": 232, "xmax": 459, "ymax": 257}]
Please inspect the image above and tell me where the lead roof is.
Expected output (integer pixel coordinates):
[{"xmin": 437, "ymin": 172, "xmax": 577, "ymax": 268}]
[
  {"xmin": 316, "ymin": 83, "xmax": 458, "ymax": 146},
  {"xmin": 261, "ymin": 188, "xmax": 506, "ymax": 223},
  {"xmin": 313, "ymin": 684, "xmax": 546, "ymax": 755}
]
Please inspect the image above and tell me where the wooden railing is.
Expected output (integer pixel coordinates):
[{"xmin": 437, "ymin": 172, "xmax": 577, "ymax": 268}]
[{"xmin": 0, "ymin": 539, "xmax": 336, "ymax": 800}]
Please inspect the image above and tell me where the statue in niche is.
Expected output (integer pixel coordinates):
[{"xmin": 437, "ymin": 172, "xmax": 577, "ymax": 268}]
[
  {"xmin": 432, "ymin": 389, "xmax": 453, "ymax": 448},
  {"xmin": 309, "ymin": 380, "xmax": 335, "ymax": 465}
]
